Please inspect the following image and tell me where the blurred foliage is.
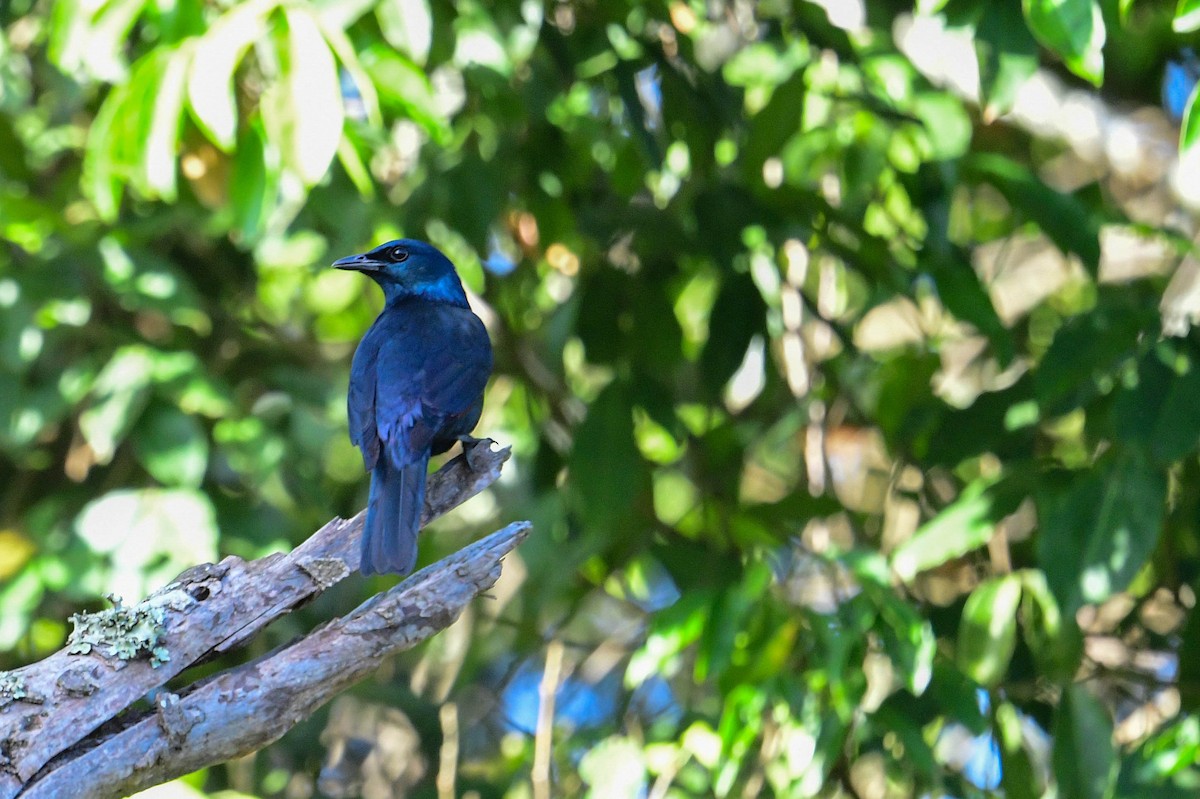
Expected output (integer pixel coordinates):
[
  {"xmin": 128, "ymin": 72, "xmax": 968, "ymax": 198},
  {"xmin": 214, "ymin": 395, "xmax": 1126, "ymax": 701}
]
[{"xmin": 4, "ymin": 0, "xmax": 1200, "ymax": 797}]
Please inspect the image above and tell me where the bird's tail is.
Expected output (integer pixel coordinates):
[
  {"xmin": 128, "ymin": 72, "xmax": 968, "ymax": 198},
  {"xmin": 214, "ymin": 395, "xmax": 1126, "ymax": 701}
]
[{"xmin": 361, "ymin": 456, "xmax": 428, "ymax": 576}]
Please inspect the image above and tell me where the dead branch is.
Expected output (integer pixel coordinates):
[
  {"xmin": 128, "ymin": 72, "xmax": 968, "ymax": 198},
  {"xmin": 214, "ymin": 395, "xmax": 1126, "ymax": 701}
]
[{"xmin": 0, "ymin": 441, "xmax": 522, "ymax": 799}]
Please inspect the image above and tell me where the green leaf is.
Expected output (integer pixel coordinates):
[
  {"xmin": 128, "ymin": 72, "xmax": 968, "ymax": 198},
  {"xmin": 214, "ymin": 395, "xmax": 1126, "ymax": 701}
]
[
  {"xmin": 1113, "ymin": 340, "xmax": 1200, "ymax": 465},
  {"xmin": 913, "ymin": 93, "xmax": 972, "ymax": 159},
  {"xmin": 975, "ymin": 1, "xmax": 1040, "ymax": 119},
  {"xmin": 142, "ymin": 43, "xmax": 191, "ymax": 201},
  {"xmin": 48, "ymin": 0, "xmax": 147, "ymax": 82},
  {"xmin": 275, "ymin": 7, "xmax": 343, "ymax": 186},
  {"xmin": 580, "ymin": 737, "xmax": 646, "ymax": 797},
  {"xmin": 1020, "ymin": 569, "xmax": 1082, "ymax": 681},
  {"xmin": 1180, "ymin": 83, "xmax": 1200, "ymax": 154},
  {"xmin": 131, "ymin": 403, "xmax": 209, "ymax": 487},
  {"xmin": 569, "ymin": 381, "xmax": 649, "ymax": 533},
  {"xmin": 996, "ymin": 701, "xmax": 1039, "ymax": 799},
  {"xmin": 360, "ymin": 45, "xmax": 448, "ymax": 142},
  {"xmin": 337, "ymin": 137, "xmax": 375, "ymax": 198},
  {"xmin": 742, "ymin": 70, "xmax": 805, "ymax": 182},
  {"xmin": 965, "ymin": 153, "xmax": 1101, "ymax": 274},
  {"xmin": 891, "ymin": 477, "xmax": 1018, "ymax": 581},
  {"xmin": 1053, "ymin": 684, "xmax": 1117, "ymax": 799},
  {"xmin": 78, "ymin": 345, "xmax": 156, "ymax": 464},
  {"xmin": 312, "ymin": 16, "xmax": 382, "ymax": 129},
  {"xmin": 1034, "ymin": 295, "xmax": 1148, "ymax": 415},
  {"xmin": 1023, "ymin": 0, "xmax": 1105, "ymax": 86},
  {"xmin": 75, "ymin": 488, "xmax": 219, "ymax": 600},
  {"xmin": 626, "ymin": 591, "xmax": 710, "ymax": 688},
  {"xmin": 47, "ymin": 0, "xmax": 87, "ymax": 76},
  {"xmin": 83, "ymin": 0, "xmax": 149, "ymax": 82},
  {"xmin": 1036, "ymin": 448, "xmax": 1167, "ymax": 615},
  {"xmin": 699, "ymin": 273, "xmax": 767, "ymax": 398},
  {"xmin": 699, "ymin": 564, "xmax": 772, "ymax": 684},
  {"xmin": 929, "ymin": 661, "xmax": 989, "ymax": 733},
  {"xmin": 928, "ymin": 258, "xmax": 1013, "ymax": 366},
  {"xmin": 186, "ymin": 0, "xmax": 276, "ymax": 150},
  {"xmin": 82, "ymin": 78, "xmax": 133, "ymax": 220},
  {"xmin": 229, "ymin": 120, "xmax": 280, "ymax": 243},
  {"xmin": 873, "ymin": 588, "xmax": 935, "ymax": 694},
  {"xmin": 376, "ymin": 0, "xmax": 432, "ymax": 65},
  {"xmin": 1175, "ymin": 0, "xmax": 1200, "ymax": 32},
  {"xmin": 957, "ymin": 574, "xmax": 1021, "ymax": 687}
]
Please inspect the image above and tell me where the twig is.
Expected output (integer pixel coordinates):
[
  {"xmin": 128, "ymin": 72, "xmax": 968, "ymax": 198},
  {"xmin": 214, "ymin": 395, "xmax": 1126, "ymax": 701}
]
[
  {"xmin": 437, "ymin": 702, "xmax": 459, "ymax": 799},
  {"xmin": 532, "ymin": 638, "xmax": 564, "ymax": 799}
]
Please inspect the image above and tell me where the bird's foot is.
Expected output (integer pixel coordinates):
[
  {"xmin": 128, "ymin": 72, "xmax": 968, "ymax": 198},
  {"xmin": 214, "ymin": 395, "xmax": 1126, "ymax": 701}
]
[{"xmin": 458, "ymin": 435, "xmax": 493, "ymax": 471}]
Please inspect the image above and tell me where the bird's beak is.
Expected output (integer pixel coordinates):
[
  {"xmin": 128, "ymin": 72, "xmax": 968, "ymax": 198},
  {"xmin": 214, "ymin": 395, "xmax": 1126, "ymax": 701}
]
[{"xmin": 332, "ymin": 253, "xmax": 383, "ymax": 272}]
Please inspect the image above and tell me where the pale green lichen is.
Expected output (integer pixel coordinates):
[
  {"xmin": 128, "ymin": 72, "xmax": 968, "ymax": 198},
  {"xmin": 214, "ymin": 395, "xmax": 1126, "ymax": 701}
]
[
  {"xmin": 67, "ymin": 595, "xmax": 170, "ymax": 668},
  {"xmin": 0, "ymin": 672, "xmax": 26, "ymax": 706}
]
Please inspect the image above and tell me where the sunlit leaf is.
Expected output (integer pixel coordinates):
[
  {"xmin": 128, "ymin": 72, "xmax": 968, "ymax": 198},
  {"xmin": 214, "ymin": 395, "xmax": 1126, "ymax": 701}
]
[
  {"xmin": 78, "ymin": 346, "xmax": 156, "ymax": 464},
  {"xmin": 142, "ymin": 43, "xmax": 192, "ymax": 200},
  {"xmin": 1175, "ymin": 0, "xmax": 1200, "ymax": 32},
  {"xmin": 1181, "ymin": 83, "xmax": 1200, "ymax": 154},
  {"xmin": 75, "ymin": 488, "xmax": 218, "ymax": 599},
  {"xmin": 957, "ymin": 574, "xmax": 1021, "ymax": 687},
  {"xmin": 186, "ymin": 0, "xmax": 275, "ymax": 150},
  {"xmin": 312, "ymin": 18, "xmax": 382, "ymax": 129},
  {"xmin": 1023, "ymin": 0, "xmax": 1105, "ymax": 86},
  {"xmin": 579, "ymin": 737, "xmax": 647, "ymax": 797},
  {"xmin": 81, "ymin": 107, "xmax": 125, "ymax": 220},
  {"xmin": 131, "ymin": 403, "xmax": 209, "ymax": 487},
  {"xmin": 377, "ymin": 0, "xmax": 432, "ymax": 65},
  {"xmin": 360, "ymin": 45, "xmax": 448, "ymax": 141},
  {"xmin": 274, "ymin": 7, "xmax": 343, "ymax": 186},
  {"xmin": 913, "ymin": 93, "xmax": 972, "ymax": 159},
  {"xmin": 627, "ymin": 592, "xmax": 710, "ymax": 687},
  {"xmin": 996, "ymin": 702, "xmax": 1039, "ymax": 799},
  {"xmin": 229, "ymin": 121, "xmax": 279, "ymax": 242},
  {"xmin": 891, "ymin": 477, "xmax": 1017, "ymax": 581},
  {"xmin": 873, "ymin": 588, "xmax": 935, "ymax": 694},
  {"xmin": 1019, "ymin": 569, "xmax": 1082, "ymax": 681},
  {"xmin": 83, "ymin": 0, "xmax": 149, "ymax": 82}
]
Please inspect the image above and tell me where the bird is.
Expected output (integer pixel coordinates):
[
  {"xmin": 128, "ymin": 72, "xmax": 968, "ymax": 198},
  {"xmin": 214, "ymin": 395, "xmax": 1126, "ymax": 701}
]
[
  {"xmin": 334, "ymin": 239, "xmax": 493, "ymax": 575},
  {"xmin": 1163, "ymin": 49, "xmax": 1200, "ymax": 124}
]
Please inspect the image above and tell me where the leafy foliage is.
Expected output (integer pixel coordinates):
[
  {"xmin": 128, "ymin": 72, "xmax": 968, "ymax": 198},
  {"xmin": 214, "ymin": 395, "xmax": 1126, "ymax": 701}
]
[{"xmin": 3, "ymin": 0, "xmax": 1200, "ymax": 796}]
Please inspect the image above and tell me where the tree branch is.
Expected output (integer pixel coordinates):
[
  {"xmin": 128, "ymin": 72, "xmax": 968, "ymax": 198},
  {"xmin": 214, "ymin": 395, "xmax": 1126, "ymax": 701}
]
[{"xmin": 0, "ymin": 441, "xmax": 521, "ymax": 799}]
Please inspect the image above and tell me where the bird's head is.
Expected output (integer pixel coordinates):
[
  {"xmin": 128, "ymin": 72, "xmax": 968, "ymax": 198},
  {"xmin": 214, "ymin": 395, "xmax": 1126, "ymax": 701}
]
[{"xmin": 332, "ymin": 239, "xmax": 469, "ymax": 307}]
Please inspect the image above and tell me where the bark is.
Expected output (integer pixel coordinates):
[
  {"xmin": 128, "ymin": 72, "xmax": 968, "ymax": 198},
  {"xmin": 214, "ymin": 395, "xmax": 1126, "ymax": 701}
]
[{"xmin": 0, "ymin": 441, "xmax": 523, "ymax": 799}]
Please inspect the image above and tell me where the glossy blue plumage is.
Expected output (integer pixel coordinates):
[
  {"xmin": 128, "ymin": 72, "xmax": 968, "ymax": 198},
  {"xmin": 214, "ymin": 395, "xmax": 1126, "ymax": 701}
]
[
  {"xmin": 336, "ymin": 239, "xmax": 492, "ymax": 575},
  {"xmin": 1164, "ymin": 49, "xmax": 1200, "ymax": 124}
]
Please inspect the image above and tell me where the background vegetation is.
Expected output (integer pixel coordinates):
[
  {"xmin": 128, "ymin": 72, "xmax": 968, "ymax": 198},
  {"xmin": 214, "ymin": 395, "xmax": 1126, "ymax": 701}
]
[{"xmin": 4, "ymin": 0, "xmax": 1200, "ymax": 796}]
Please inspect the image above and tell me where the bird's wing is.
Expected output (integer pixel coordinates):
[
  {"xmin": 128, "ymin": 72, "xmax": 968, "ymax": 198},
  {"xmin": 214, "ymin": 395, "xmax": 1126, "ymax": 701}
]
[
  {"xmin": 419, "ymin": 307, "xmax": 493, "ymax": 416},
  {"xmin": 373, "ymin": 304, "xmax": 492, "ymax": 469},
  {"xmin": 347, "ymin": 318, "xmax": 386, "ymax": 470}
]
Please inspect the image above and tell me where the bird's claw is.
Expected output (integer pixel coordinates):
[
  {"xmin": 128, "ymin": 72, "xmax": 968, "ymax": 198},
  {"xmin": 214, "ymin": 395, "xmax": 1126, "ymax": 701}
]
[{"xmin": 459, "ymin": 435, "xmax": 493, "ymax": 471}]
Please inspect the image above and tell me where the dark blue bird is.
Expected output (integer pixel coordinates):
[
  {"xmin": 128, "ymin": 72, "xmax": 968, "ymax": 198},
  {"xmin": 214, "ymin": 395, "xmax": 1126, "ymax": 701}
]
[
  {"xmin": 1163, "ymin": 49, "xmax": 1200, "ymax": 124},
  {"xmin": 334, "ymin": 239, "xmax": 493, "ymax": 575}
]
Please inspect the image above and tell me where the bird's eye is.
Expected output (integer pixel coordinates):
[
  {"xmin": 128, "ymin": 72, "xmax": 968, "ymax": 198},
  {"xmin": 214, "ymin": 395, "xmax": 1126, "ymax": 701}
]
[{"xmin": 390, "ymin": 247, "xmax": 409, "ymax": 263}]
